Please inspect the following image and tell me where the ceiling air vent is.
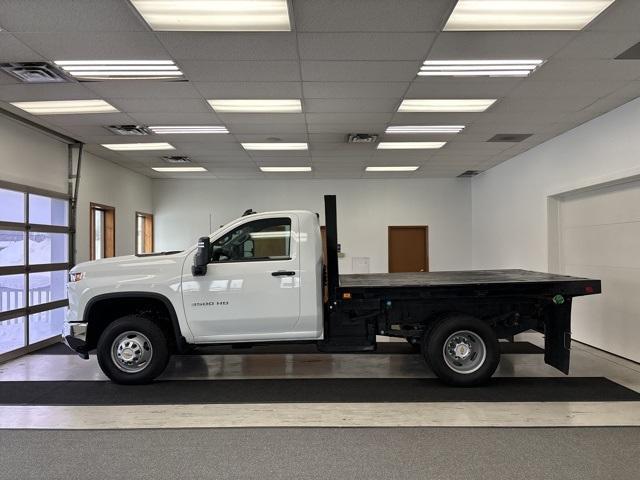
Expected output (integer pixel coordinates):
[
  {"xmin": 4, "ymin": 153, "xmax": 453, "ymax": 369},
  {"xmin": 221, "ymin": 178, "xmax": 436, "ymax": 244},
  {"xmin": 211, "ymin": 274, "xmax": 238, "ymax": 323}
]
[
  {"xmin": 487, "ymin": 133, "xmax": 532, "ymax": 143},
  {"xmin": 105, "ymin": 125, "xmax": 151, "ymax": 136},
  {"xmin": 0, "ymin": 62, "xmax": 69, "ymax": 83},
  {"xmin": 457, "ymin": 170, "xmax": 481, "ymax": 178},
  {"xmin": 348, "ymin": 133, "xmax": 378, "ymax": 144},
  {"xmin": 162, "ymin": 155, "xmax": 191, "ymax": 164}
]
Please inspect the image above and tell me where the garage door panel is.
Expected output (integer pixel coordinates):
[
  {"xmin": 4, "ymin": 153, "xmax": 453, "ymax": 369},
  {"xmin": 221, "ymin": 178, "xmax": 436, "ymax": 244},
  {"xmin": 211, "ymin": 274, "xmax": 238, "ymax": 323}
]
[
  {"xmin": 568, "ymin": 265, "xmax": 640, "ymax": 363},
  {"xmin": 561, "ymin": 181, "xmax": 640, "ymax": 227},
  {"xmin": 558, "ymin": 179, "xmax": 640, "ymax": 363},
  {"xmin": 561, "ymin": 221, "xmax": 640, "ymax": 268}
]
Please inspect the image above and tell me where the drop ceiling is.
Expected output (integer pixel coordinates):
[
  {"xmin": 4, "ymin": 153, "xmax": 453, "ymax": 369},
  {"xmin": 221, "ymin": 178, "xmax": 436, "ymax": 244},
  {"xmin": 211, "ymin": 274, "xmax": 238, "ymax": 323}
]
[{"xmin": 0, "ymin": 0, "xmax": 639, "ymax": 179}]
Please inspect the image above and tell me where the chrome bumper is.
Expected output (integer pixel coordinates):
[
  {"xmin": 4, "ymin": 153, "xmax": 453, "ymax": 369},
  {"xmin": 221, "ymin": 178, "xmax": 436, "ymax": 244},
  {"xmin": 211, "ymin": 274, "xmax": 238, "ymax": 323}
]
[{"xmin": 62, "ymin": 322, "xmax": 90, "ymax": 359}]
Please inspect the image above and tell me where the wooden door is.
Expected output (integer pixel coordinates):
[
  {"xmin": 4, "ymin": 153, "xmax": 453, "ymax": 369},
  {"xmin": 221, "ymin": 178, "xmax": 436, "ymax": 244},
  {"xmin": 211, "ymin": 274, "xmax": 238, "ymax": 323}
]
[{"xmin": 388, "ymin": 226, "xmax": 428, "ymax": 273}]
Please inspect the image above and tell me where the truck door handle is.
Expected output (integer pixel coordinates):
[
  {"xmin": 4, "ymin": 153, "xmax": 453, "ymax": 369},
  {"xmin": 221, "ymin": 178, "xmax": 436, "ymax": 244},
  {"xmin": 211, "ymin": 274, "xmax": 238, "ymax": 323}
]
[{"xmin": 272, "ymin": 270, "xmax": 296, "ymax": 277}]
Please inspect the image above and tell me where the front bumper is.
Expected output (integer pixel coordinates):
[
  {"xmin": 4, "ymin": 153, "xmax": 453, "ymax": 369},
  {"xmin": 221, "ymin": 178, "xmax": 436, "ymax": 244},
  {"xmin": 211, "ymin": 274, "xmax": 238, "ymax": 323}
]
[{"xmin": 62, "ymin": 322, "xmax": 90, "ymax": 359}]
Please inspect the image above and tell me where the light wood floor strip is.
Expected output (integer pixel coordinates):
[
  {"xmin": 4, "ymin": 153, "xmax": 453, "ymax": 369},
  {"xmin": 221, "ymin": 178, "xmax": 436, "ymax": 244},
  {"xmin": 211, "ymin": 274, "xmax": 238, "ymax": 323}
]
[{"xmin": 1, "ymin": 402, "xmax": 640, "ymax": 429}]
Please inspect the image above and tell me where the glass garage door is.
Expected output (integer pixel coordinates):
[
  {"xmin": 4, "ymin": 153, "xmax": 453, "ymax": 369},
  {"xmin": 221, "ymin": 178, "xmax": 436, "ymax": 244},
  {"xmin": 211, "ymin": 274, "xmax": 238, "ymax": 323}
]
[{"xmin": 0, "ymin": 183, "xmax": 71, "ymax": 357}]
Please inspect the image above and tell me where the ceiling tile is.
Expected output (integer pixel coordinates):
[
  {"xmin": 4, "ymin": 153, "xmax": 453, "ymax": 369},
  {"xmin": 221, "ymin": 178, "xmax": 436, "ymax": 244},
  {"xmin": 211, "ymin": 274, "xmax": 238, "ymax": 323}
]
[
  {"xmin": 510, "ymin": 80, "xmax": 627, "ymax": 98},
  {"xmin": 180, "ymin": 61, "xmax": 301, "ymax": 82},
  {"xmin": 13, "ymin": 32, "xmax": 168, "ymax": 59},
  {"xmin": 0, "ymin": 32, "xmax": 45, "ymax": 61},
  {"xmin": 428, "ymin": 32, "xmax": 575, "ymax": 60},
  {"xmin": 304, "ymin": 98, "xmax": 399, "ymax": 113},
  {"xmin": 308, "ymin": 133, "xmax": 350, "ymax": 143},
  {"xmin": 491, "ymin": 97, "xmax": 597, "ymax": 114},
  {"xmin": 218, "ymin": 113, "xmax": 305, "ymax": 125},
  {"xmin": 588, "ymin": 0, "xmax": 640, "ymax": 32},
  {"xmin": 83, "ymin": 81, "xmax": 201, "ymax": 99},
  {"xmin": 439, "ymin": 142, "xmax": 512, "ymax": 154},
  {"xmin": 32, "ymin": 112, "xmax": 136, "ymax": 126},
  {"xmin": 306, "ymin": 112, "xmax": 392, "ymax": 124},
  {"xmin": 303, "ymin": 81, "xmax": 408, "ymax": 99},
  {"xmin": 226, "ymin": 123, "xmax": 308, "ymax": 134},
  {"xmin": 126, "ymin": 112, "xmax": 221, "ymax": 124},
  {"xmin": 311, "ymin": 142, "xmax": 375, "ymax": 152},
  {"xmin": 193, "ymin": 82, "xmax": 302, "ymax": 98},
  {"xmin": 0, "ymin": 83, "xmax": 100, "ymax": 102},
  {"xmin": 406, "ymin": 78, "xmax": 521, "ymax": 98},
  {"xmin": 0, "ymin": 0, "xmax": 146, "ymax": 32},
  {"xmin": 554, "ymin": 31, "xmax": 640, "ymax": 59},
  {"xmin": 294, "ymin": 0, "xmax": 455, "ymax": 32},
  {"xmin": 0, "ymin": 71, "xmax": 19, "ymax": 85},
  {"xmin": 301, "ymin": 61, "xmax": 420, "ymax": 82},
  {"xmin": 307, "ymin": 123, "xmax": 387, "ymax": 134},
  {"xmin": 533, "ymin": 59, "xmax": 640, "ymax": 81},
  {"xmin": 109, "ymin": 98, "xmax": 210, "ymax": 114},
  {"xmin": 234, "ymin": 134, "xmax": 309, "ymax": 143},
  {"xmin": 157, "ymin": 33, "xmax": 298, "ymax": 61},
  {"xmin": 390, "ymin": 112, "xmax": 479, "ymax": 124},
  {"xmin": 171, "ymin": 141, "xmax": 244, "ymax": 152},
  {"xmin": 298, "ymin": 33, "xmax": 436, "ymax": 60}
]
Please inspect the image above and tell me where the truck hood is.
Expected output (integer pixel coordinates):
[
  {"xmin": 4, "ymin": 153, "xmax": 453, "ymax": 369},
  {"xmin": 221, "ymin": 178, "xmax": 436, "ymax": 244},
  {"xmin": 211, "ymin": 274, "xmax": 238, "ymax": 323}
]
[{"xmin": 71, "ymin": 251, "xmax": 187, "ymax": 274}]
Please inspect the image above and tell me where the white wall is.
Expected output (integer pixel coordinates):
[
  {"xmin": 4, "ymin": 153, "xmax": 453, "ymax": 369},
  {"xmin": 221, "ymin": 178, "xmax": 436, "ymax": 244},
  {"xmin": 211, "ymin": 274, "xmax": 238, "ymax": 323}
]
[
  {"xmin": 0, "ymin": 113, "xmax": 153, "ymax": 264},
  {"xmin": 472, "ymin": 97, "xmax": 640, "ymax": 271},
  {"xmin": 153, "ymin": 178, "xmax": 472, "ymax": 273},
  {"xmin": 75, "ymin": 152, "xmax": 153, "ymax": 263},
  {"xmin": 0, "ymin": 115, "xmax": 68, "ymax": 194}
]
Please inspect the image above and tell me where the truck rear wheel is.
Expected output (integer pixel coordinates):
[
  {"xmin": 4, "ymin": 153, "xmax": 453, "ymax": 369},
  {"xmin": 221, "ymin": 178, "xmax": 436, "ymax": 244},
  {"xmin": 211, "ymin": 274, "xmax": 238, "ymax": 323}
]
[
  {"xmin": 423, "ymin": 314, "xmax": 499, "ymax": 386},
  {"xmin": 97, "ymin": 316, "xmax": 170, "ymax": 385}
]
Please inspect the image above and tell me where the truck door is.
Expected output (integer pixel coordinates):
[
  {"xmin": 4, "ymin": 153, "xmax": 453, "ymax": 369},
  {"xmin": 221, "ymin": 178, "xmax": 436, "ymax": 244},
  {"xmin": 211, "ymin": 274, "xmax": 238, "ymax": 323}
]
[{"xmin": 182, "ymin": 215, "xmax": 301, "ymax": 342}]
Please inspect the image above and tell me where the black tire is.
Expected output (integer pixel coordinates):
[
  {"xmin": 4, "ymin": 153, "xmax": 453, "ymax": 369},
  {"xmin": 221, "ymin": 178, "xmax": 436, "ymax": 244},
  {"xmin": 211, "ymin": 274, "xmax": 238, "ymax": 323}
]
[
  {"xmin": 422, "ymin": 314, "xmax": 499, "ymax": 386},
  {"xmin": 97, "ymin": 316, "xmax": 170, "ymax": 385}
]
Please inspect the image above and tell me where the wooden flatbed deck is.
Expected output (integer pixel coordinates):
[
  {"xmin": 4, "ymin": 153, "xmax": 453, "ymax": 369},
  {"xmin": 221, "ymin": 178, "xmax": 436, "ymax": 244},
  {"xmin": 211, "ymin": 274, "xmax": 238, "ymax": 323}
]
[{"xmin": 339, "ymin": 269, "xmax": 591, "ymax": 288}]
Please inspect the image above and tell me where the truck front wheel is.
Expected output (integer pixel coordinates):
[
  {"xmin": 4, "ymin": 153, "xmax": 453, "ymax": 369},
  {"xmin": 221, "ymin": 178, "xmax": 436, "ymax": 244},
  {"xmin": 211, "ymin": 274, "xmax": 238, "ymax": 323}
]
[
  {"xmin": 97, "ymin": 316, "xmax": 170, "ymax": 385},
  {"xmin": 423, "ymin": 314, "xmax": 499, "ymax": 386}
]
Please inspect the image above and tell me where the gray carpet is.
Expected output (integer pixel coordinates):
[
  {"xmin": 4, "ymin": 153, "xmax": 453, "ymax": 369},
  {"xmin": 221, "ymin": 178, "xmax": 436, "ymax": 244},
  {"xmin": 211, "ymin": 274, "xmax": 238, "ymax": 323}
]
[{"xmin": 1, "ymin": 427, "xmax": 638, "ymax": 480}]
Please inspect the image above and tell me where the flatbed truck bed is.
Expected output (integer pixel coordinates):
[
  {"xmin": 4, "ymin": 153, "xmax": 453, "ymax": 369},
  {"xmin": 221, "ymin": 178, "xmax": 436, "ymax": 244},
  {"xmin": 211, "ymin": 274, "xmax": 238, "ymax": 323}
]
[{"xmin": 321, "ymin": 196, "xmax": 601, "ymax": 385}]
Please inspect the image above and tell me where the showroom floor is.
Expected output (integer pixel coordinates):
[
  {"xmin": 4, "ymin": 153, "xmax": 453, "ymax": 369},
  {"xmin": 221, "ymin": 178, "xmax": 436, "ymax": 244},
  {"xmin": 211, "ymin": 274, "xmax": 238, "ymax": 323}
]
[{"xmin": 0, "ymin": 333, "xmax": 639, "ymax": 479}]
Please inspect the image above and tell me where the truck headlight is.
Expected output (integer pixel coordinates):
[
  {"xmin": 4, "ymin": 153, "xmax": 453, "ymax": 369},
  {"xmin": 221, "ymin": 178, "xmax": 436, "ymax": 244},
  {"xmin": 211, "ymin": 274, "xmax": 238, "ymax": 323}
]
[{"xmin": 69, "ymin": 272, "xmax": 85, "ymax": 283}]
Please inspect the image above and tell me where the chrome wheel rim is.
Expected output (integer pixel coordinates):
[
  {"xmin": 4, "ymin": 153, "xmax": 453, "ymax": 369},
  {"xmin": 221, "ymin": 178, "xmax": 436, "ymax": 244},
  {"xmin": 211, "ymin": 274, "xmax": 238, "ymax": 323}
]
[
  {"xmin": 442, "ymin": 330, "xmax": 486, "ymax": 374},
  {"xmin": 111, "ymin": 331, "xmax": 153, "ymax": 373}
]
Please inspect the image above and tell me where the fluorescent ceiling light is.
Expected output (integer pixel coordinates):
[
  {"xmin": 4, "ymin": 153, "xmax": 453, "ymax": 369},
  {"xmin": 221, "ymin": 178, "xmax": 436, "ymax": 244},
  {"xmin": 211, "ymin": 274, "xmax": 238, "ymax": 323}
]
[
  {"xmin": 398, "ymin": 99, "xmax": 496, "ymax": 113},
  {"xmin": 366, "ymin": 166, "xmax": 420, "ymax": 172},
  {"xmin": 208, "ymin": 99, "xmax": 302, "ymax": 113},
  {"xmin": 55, "ymin": 60, "xmax": 183, "ymax": 80},
  {"xmin": 10, "ymin": 99, "xmax": 118, "ymax": 115},
  {"xmin": 130, "ymin": 0, "xmax": 291, "ymax": 31},
  {"xmin": 152, "ymin": 167, "xmax": 207, "ymax": 172},
  {"xmin": 386, "ymin": 125, "xmax": 465, "ymax": 134},
  {"xmin": 419, "ymin": 59, "xmax": 544, "ymax": 77},
  {"xmin": 148, "ymin": 125, "xmax": 229, "ymax": 134},
  {"xmin": 260, "ymin": 166, "xmax": 312, "ymax": 172},
  {"xmin": 102, "ymin": 143, "xmax": 175, "ymax": 151},
  {"xmin": 377, "ymin": 142, "xmax": 446, "ymax": 150},
  {"xmin": 242, "ymin": 143, "xmax": 308, "ymax": 151},
  {"xmin": 444, "ymin": 0, "xmax": 616, "ymax": 31}
]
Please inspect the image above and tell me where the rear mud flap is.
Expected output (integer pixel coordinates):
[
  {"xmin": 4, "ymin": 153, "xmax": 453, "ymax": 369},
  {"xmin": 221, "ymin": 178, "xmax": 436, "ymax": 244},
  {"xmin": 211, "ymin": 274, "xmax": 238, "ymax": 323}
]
[{"xmin": 544, "ymin": 299, "xmax": 572, "ymax": 374}]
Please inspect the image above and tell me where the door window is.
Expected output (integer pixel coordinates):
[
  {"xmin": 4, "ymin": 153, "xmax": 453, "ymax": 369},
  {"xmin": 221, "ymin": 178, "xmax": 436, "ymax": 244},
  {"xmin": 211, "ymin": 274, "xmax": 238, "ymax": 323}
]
[{"xmin": 211, "ymin": 218, "xmax": 291, "ymax": 263}]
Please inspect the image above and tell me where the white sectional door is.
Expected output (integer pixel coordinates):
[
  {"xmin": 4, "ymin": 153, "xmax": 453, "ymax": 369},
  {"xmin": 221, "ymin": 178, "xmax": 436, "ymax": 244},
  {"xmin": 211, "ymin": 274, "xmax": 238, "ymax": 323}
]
[{"xmin": 558, "ymin": 180, "xmax": 640, "ymax": 362}]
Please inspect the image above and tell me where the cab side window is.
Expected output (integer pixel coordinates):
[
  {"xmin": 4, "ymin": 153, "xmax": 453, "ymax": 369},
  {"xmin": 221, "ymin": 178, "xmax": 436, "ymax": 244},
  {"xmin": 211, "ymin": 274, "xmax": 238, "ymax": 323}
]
[{"xmin": 211, "ymin": 217, "xmax": 291, "ymax": 262}]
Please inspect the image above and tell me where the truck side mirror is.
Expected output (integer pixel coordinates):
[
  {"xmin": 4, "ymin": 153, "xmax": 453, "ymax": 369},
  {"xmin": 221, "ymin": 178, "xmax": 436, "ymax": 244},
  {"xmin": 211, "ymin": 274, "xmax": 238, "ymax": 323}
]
[{"xmin": 192, "ymin": 236, "xmax": 210, "ymax": 276}]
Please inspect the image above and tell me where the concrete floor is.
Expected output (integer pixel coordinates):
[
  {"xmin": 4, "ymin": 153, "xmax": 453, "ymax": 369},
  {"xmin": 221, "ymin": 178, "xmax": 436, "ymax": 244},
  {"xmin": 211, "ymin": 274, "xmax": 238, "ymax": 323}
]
[
  {"xmin": 1, "ymin": 427, "xmax": 639, "ymax": 480},
  {"xmin": 0, "ymin": 332, "xmax": 639, "ymax": 478}
]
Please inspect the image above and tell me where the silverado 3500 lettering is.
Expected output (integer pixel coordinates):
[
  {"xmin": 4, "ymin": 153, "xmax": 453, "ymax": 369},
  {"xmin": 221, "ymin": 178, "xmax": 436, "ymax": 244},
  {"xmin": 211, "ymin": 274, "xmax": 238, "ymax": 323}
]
[{"xmin": 63, "ymin": 196, "xmax": 601, "ymax": 386}]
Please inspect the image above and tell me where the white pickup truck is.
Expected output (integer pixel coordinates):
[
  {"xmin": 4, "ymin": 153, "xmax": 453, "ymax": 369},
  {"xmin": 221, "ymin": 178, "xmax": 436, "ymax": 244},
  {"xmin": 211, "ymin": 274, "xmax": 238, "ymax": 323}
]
[{"xmin": 63, "ymin": 196, "xmax": 601, "ymax": 386}]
